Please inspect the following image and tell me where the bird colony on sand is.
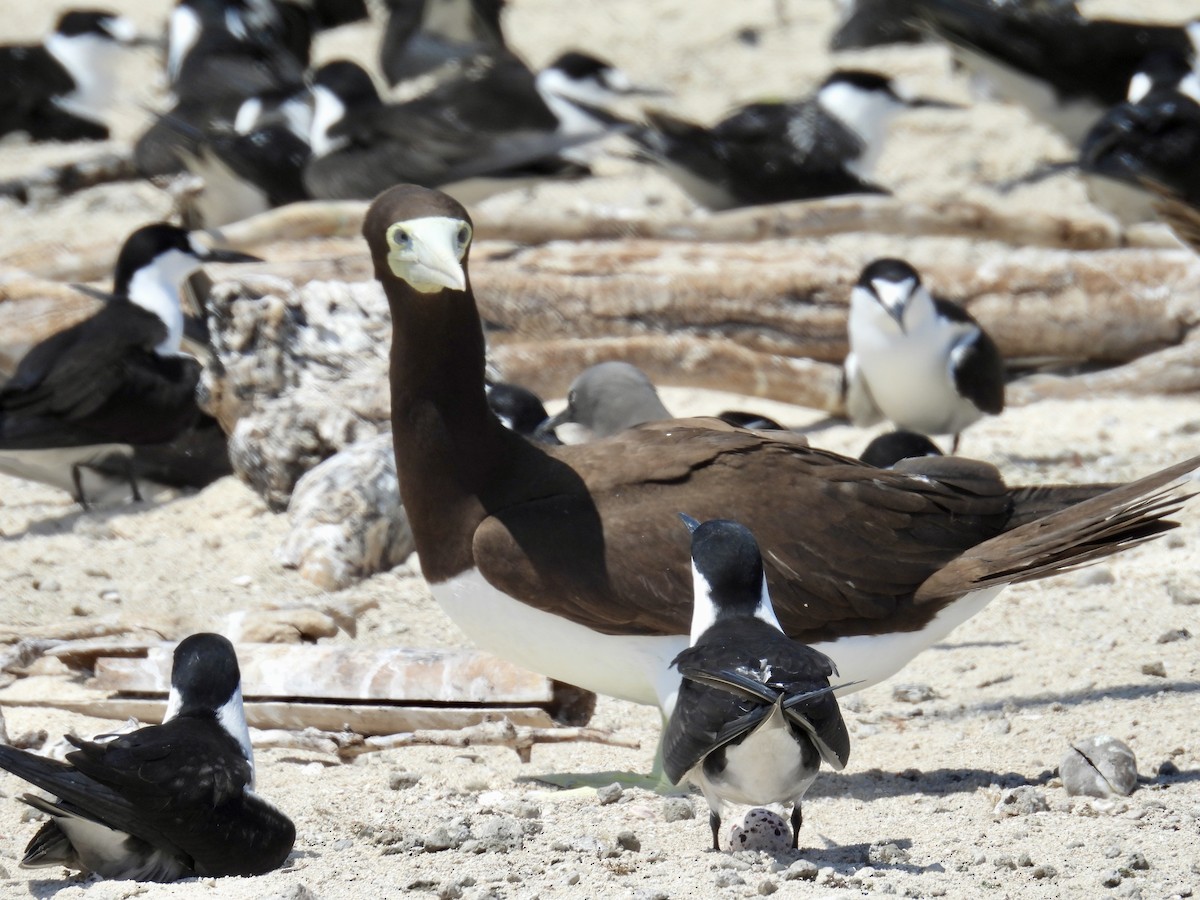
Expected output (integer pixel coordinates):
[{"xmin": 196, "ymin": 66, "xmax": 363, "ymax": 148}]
[{"xmin": 0, "ymin": 0, "xmax": 1199, "ymax": 887}]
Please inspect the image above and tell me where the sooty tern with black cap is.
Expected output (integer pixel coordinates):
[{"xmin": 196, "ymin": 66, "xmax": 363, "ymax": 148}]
[
  {"xmin": 917, "ymin": 0, "xmax": 1200, "ymax": 142},
  {"xmin": 304, "ymin": 52, "xmax": 639, "ymax": 203},
  {"xmin": 366, "ymin": 183, "xmax": 1197, "ymax": 718},
  {"xmin": 486, "ymin": 380, "xmax": 557, "ymax": 442},
  {"xmin": 632, "ymin": 69, "xmax": 955, "ymax": 210},
  {"xmin": 536, "ymin": 360, "xmax": 781, "ymax": 442},
  {"xmin": 844, "ymin": 258, "xmax": 1004, "ymax": 452},
  {"xmin": 1079, "ymin": 88, "xmax": 1200, "ymax": 229},
  {"xmin": 0, "ymin": 223, "xmax": 255, "ymax": 506},
  {"xmin": 137, "ymin": 0, "xmax": 307, "ymax": 177},
  {"xmin": 0, "ymin": 9, "xmax": 138, "ymax": 142},
  {"xmin": 0, "ymin": 633, "xmax": 294, "ymax": 881},
  {"xmin": 859, "ymin": 430, "xmax": 943, "ymax": 469},
  {"xmin": 380, "ymin": 0, "xmax": 507, "ymax": 85},
  {"xmin": 664, "ymin": 515, "xmax": 851, "ymax": 851}
]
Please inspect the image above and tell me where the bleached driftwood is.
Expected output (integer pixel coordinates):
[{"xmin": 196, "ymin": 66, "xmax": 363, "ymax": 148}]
[
  {"xmin": 0, "ymin": 151, "xmax": 137, "ymax": 204},
  {"xmin": 252, "ymin": 719, "xmax": 640, "ymax": 763},
  {"xmin": 1, "ymin": 194, "xmax": 1127, "ymax": 282},
  {"xmin": 32, "ymin": 698, "xmax": 562, "ymax": 735},
  {"xmin": 94, "ymin": 645, "xmax": 560, "ymax": 704}
]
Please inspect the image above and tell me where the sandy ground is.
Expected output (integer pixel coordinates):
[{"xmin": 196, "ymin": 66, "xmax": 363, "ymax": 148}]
[{"xmin": 1, "ymin": 1, "xmax": 1200, "ymax": 898}]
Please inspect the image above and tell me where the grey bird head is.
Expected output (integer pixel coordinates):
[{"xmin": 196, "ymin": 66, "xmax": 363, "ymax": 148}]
[{"xmin": 538, "ymin": 361, "xmax": 672, "ymax": 440}]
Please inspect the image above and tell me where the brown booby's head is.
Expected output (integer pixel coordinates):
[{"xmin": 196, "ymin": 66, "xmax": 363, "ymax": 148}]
[{"xmin": 363, "ymin": 184, "xmax": 474, "ymax": 294}]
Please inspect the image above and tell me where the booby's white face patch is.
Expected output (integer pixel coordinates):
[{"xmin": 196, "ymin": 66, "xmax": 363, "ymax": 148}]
[{"xmin": 386, "ymin": 216, "xmax": 472, "ymax": 293}]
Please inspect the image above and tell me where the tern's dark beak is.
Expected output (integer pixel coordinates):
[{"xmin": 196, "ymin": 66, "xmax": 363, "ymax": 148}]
[
  {"xmin": 905, "ymin": 96, "xmax": 965, "ymax": 111},
  {"xmin": 678, "ymin": 512, "xmax": 701, "ymax": 534},
  {"xmin": 201, "ymin": 247, "xmax": 262, "ymax": 264}
]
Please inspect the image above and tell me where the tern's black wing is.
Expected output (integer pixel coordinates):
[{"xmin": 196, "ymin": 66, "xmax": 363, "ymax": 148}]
[
  {"xmin": 0, "ymin": 302, "xmax": 202, "ymax": 445},
  {"xmin": 934, "ymin": 297, "xmax": 1005, "ymax": 415},
  {"xmin": 63, "ymin": 719, "xmax": 294, "ymax": 877},
  {"xmin": 663, "ymin": 619, "xmax": 848, "ymax": 784}
]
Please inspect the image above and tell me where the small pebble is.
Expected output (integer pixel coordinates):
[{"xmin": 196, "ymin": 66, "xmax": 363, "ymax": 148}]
[
  {"xmin": 34, "ymin": 579, "xmax": 60, "ymax": 592},
  {"xmin": 1141, "ymin": 661, "xmax": 1167, "ymax": 678},
  {"xmin": 1062, "ymin": 736, "xmax": 1139, "ymax": 798},
  {"xmin": 1126, "ymin": 852, "xmax": 1149, "ymax": 871},
  {"xmin": 231, "ymin": 574, "xmax": 253, "ymax": 587},
  {"xmin": 1017, "ymin": 852, "xmax": 1034, "ymax": 867},
  {"xmin": 758, "ymin": 879, "xmax": 778, "ymax": 895},
  {"xmin": 785, "ymin": 860, "xmax": 818, "ymax": 881},
  {"xmin": 1166, "ymin": 582, "xmax": 1200, "ymax": 605},
  {"xmin": 714, "ymin": 873, "xmax": 746, "ymax": 888},
  {"xmin": 1077, "ymin": 567, "xmax": 1114, "ymax": 586},
  {"xmin": 389, "ymin": 771, "xmax": 422, "ymax": 790},
  {"xmin": 993, "ymin": 855, "xmax": 1016, "ymax": 870},
  {"xmin": 869, "ymin": 842, "xmax": 911, "ymax": 864},
  {"xmin": 596, "ymin": 783, "xmax": 623, "ymax": 805},
  {"xmin": 662, "ymin": 797, "xmax": 695, "ymax": 822},
  {"xmin": 1104, "ymin": 845, "xmax": 1122, "ymax": 859},
  {"xmin": 98, "ymin": 589, "xmax": 120, "ymax": 602},
  {"xmin": 616, "ymin": 830, "xmax": 641, "ymax": 852},
  {"xmin": 563, "ymin": 872, "xmax": 580, "ymax": 886},
  {"xmin": 1157, "ymin": 628, "xmax": 1191, "ymax": 644},
  {"xmin": 994, "ymin": 786, "xmax": 1049, "ymax": 816},
  {"xmin": 892, "ymin": 683, "xmax": 935, "ymax": 703},
  {"xmin": 1102, "ymin": 870, "xmax": 1123, "ymax": 888},
  {"xmin": 1156, "ymin": 760, "xmax": 1180, "ymax": 778},
  {"xmin": 1031, "ymin": 865, "xmax": 1057, "ymax": 879}
]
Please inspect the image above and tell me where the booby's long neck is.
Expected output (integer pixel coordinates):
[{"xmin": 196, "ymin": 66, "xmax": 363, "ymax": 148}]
[{"xmin": 384, "ymin": 273, "xmax": 525, "ymax": 581}]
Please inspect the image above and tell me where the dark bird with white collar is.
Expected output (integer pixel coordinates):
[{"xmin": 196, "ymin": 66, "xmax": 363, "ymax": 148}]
[
  {"xmin": 0, "ymin": 9, "xmax": 138, "ymax": 142},
  {"xmin": 379, "ymin": 0, "xmax": 507, "ymax": 86},
  {"xmin": 364, "ymin": 183, "xmax": 1196, "ymax": 723},
  {"xmin": 0, "ymin": 633, "xmax": 295, "ymax": 881},
  {"xmin": 916, "ymin": 0, "xmax": 1200, "ymax": 142},
  {"xmin": 0, "ymin": 223, "xmax": 256, "ymax": 507},
  {"xmin": 664, "ymin": 514, "xmax": 851, "ymax": 851},
  {"xmin": 844, "ymin": 257, "xmax": 1004, "ymax": 452},
  {"xmin": 1079, "ymin": 88, "xmax": 1200, "ymax": 230},
  {"xmin": 632, "ymin": 70, "xmax": 955, "ymax": 210},
  {"xmin": 304, "ymin": 52, "xmax": 639, "ymax": 203}
]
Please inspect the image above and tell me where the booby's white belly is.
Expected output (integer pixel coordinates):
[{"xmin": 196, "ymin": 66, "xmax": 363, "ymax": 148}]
[
  {"xmin": 431, "ymin": 570, "xmax": 1004, "ymax": 711},
  {"xmin": 432, "ymin": 569, "xmax": 689, "ymax": 708}
]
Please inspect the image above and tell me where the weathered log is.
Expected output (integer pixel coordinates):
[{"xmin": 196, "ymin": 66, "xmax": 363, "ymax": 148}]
[
  {"xmin": 0, "ymin": 151, "xmax": 137, "ymax": 204},
  {"xmin": 18, "ymin": 698, "xmax": 560, "ymax": 736},
  {"xmin": 490, "ymin": 335, "xmax": 844, "ymax": 412},
  {"xmin": 1, "ymin": 194, "xmax": 1129, "ymax": 283},
  {"xmin": 94, "ymin": 645, "xmax": 558, "ymax": 705}
]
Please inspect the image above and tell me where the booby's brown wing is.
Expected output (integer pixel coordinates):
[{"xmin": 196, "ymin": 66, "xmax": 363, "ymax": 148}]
[
  {"xmin": 473, "ymin": 423, "xmax": 1013, "ymax": 640},
  {"xmin": 914, "ymin": 454, "xmax": 1198, "ymax": 603}
]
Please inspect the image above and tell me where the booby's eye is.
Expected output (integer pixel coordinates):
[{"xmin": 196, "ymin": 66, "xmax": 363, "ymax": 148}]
[
  {"xmin": 386, "ymin": 223, "xmax": 412, "ymax": 249},
  {"xmin": 456, "ymin": 223, "xmax": 472, "ymax": 248}
]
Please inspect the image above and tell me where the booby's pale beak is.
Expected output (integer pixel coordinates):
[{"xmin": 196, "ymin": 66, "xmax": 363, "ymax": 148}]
[{"xmin": 386, "ymin": 216, "xmax": 471, "ymax": 293}]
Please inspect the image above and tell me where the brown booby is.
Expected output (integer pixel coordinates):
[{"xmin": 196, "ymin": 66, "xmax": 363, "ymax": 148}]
[{"xmin": 366, "ymin": 183, "xmax": 1196, "ymax": 715}]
